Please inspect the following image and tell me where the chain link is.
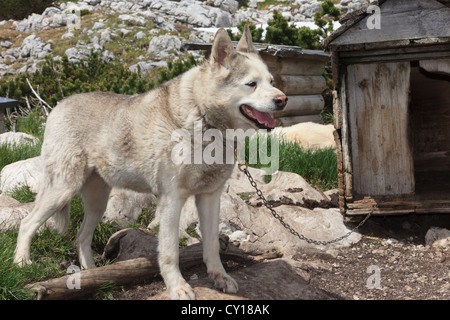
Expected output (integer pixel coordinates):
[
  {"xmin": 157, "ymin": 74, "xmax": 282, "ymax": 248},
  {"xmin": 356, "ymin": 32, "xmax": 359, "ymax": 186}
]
[{"xmin": 241, "ymin": 166, "xmax": 372, "ymax": 246}]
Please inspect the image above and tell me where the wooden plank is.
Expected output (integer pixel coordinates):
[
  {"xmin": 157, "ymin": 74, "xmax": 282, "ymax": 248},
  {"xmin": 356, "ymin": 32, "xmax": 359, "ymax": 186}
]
[
  {"xmin": 333, "ymin": 129, "xmax": 346, "ymax": 214},
  {"xmin": 339, "ymin": 74, "xmax": 353, "ymax": 201},
  {"xmin": 272, "ymin": 95, "xmax": 324, "ymax": 118},
  {"xmin": 278, "ymin": 114, "xmax": 323, "ymax": 127},
  {"xmin": 346, "ymin": 197, "xmax": 450, "ymax": 215},
  {"xmin": 346, "ymin": 61, "xmax": 414, "ymax": 196},
  {"xmin": 340, "ymin": 49, "xmax": 450, "ymax": 65},
  {"xmin": 275, "ymin": 75, "xmax": 326, "ymax": 95},
  {"xmin": 420, "ymin": 58, "xmax": 450, "ymax": 75},
  {"xmin": 332, "ymin": 90, "xmax": 341, "ymax": 130},
  {"xmin": 329, "ymin": 0, "xmax": 450, "ymax": 47}
]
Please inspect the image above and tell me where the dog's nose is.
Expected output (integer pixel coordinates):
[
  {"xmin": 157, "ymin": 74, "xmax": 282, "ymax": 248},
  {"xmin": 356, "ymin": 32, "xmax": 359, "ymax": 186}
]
[{"xmin": 273, "ymin": 95, "xmax": 288, "ymax": 110}]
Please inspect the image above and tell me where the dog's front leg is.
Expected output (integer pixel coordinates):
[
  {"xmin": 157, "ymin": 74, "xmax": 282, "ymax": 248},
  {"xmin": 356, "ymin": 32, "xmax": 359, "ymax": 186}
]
[
  {"xmin": 158, "ymin": 194, "xmax": 195, "ymax": 300},
  {"xmin": 196, "ymin": 190, "xmax": 238, "ymax": 294}
]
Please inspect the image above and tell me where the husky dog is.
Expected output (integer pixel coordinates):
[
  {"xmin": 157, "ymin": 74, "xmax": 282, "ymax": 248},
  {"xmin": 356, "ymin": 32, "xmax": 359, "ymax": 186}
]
[{"xmin": 14, "ymin": 26, "xmax": 287, "ymax": 299}]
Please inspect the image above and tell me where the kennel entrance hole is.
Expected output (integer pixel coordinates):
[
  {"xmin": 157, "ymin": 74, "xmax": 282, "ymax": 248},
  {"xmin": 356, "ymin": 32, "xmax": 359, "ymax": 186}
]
[{"xmin": 410, "ymin": 61, "xmax": 450, "ymax": 196}]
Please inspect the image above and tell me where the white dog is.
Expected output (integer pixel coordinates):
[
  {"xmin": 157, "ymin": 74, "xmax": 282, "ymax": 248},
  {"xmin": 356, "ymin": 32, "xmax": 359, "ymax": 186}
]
[{"xmin": 14, "ymin": 26, "xmax": 287, "ymax": 299}]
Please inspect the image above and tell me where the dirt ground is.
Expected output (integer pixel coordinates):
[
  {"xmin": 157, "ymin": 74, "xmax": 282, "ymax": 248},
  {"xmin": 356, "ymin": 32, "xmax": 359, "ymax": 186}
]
[{"xmin": 113, "ymin": 214, "xmax": 449, "ymax": 301}]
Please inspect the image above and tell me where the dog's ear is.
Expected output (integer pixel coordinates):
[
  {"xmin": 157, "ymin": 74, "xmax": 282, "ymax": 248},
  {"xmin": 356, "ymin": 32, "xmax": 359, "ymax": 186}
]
[
  {"xmin": 211, "ymin": 28, "xmax": 234, "ymax": 68},
  {"xmin": 236, "ymin": 24, "xmax": 257, "ymax": 54}
]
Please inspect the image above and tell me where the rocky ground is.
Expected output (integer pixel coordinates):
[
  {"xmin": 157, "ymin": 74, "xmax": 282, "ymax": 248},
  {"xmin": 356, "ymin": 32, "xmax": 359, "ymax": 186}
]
[
  {"xmin": 112, "ymin": 214, "xmax": 449, "ymax": 301},
  {"xmin": 0, "ymin": 0, "xmax": 369, "ymax": 77}
]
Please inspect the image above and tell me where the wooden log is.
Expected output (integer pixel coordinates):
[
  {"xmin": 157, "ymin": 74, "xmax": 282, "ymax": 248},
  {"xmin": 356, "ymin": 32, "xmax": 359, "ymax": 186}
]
[
  {"xmin": 26, "ymin": 237, "xmax": 252, "ymax": 300},
  {"xmin": 275, "ymin": 75, "xmax": 326, "ymax": 95},
  {"xmin": 272, "ymin": 95, "xmax": 324, "ymax": 118},
  {"xmin": 278, "ymin": 114, "xmax": 323, "ymax": 127},
  {"xmin": 263, "ymin": 55, "xmax": 328, "ymax": 76}
]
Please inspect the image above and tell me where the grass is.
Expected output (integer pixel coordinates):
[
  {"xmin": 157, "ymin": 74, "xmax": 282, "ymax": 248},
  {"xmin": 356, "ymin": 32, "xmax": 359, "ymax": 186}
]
[
  {"xmin": 243, "ymin": 133, "xmax": 338, "ymax": 190},
  {"xmin": 0, "ymin": 191, "xmax": 121, "ymax": 300},
  {"xmin": 0, "ymin": 132, "xmax": 337, "ymax": 300}
]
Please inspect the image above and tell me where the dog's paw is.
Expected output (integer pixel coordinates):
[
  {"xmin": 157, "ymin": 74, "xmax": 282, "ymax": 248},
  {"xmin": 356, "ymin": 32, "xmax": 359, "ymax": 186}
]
[
  {"xmin": 210, "ymin": 272, "xmax": 239, "ymax": 294},
  {"xmin": 13, "ymin": 256, "xmax": 32, "ymax": 267},
  {"xmin": 168, "ymin": 283, "xmax": 196, "ymax": 300}
]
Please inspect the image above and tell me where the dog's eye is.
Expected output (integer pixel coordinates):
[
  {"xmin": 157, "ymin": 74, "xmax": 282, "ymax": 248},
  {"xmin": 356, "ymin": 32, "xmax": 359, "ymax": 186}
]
[
  {"xmin": 270, "ymin": 78, "xmax": 274, "ymax": 85},
  {"xmin": 246, "ymin": 81, "xmax": 257, "ymax": 88}
]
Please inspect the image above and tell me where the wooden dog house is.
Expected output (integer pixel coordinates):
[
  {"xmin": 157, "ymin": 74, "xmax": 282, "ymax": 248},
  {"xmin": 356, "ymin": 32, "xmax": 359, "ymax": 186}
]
[{"xmin": 325, "ymin": 0, "xmax": 450, "ymax": 215}]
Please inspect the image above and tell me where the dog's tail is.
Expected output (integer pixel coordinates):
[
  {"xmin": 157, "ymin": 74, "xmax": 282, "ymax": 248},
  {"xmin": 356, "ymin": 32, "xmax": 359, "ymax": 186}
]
[{"xmin": 51, "ymin": 205, "xmax": 70, "ymax": 234}]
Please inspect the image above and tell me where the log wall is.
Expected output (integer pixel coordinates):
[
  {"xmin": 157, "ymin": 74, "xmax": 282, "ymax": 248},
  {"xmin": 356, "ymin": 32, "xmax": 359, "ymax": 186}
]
[{"xmin": 260, "ymin": 52, "xmax": 329, "ymax": 126}]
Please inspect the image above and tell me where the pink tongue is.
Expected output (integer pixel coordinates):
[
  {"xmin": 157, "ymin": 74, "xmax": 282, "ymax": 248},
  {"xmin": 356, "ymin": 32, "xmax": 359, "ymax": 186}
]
[{"xmin": 253, "ymin": 109, "xmax": 276, "ymax": 128}]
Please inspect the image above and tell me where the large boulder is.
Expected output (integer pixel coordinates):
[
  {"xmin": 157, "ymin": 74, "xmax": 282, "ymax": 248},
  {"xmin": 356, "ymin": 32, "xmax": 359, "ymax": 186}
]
[
  {"xmin": 0, "ymin": 132, "xmax": 39, "ymax": 148},
  {"xmin": 0, "ymin": 156, "xmax": 41, "ymax": 194},
  {"xmin": 149, "ymin": 166, "xmax": 361, "ymax": 255},
  {"xmin": 103, "ymin": 188, "xmax": 156, "ymax": 227}
]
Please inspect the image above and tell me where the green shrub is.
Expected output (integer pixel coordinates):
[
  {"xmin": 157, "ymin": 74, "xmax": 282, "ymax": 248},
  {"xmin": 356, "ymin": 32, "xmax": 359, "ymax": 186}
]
[
  {"xmin": 228, "ymin": 0, "xmax": 341, "ymax": 50},
  {"xmin": 243, "ymin": 134, "xmax": 338, "ymax": 190},
  {"xmin": 157, "ymin": 55, "xmax": 199, "ymax": 85},
  {"xmin": 0, "ymin": 0, "xmax": 55, "ymax": 21},
  {"xmin": 0, "ymin": 52, "xmax": 155, "ymax": 111}
]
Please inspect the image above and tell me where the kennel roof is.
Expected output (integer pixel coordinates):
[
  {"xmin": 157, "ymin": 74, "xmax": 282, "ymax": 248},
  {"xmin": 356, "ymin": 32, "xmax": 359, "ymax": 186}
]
[{"xmin": 324, "ymin": 0, "xmax": 450, "ymax": 52}]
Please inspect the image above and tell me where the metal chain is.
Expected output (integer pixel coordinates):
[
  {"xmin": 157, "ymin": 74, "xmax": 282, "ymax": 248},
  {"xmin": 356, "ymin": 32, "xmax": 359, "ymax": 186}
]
[{"xmin": 240, "ymin": 166, "xmax": 372, "ymax": 246}]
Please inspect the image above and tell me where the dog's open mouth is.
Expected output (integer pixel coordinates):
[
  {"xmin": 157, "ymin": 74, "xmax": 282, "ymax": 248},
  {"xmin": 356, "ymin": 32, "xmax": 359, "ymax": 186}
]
[{"xmin": 239, "ymin": 105, "xmax": 276, "ymax": 130}]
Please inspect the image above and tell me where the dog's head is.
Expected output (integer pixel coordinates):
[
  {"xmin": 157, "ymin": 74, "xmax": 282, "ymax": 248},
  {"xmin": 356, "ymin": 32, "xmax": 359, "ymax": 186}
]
[{"xmin": 207, "ymin": 25, "xmax": 287, "ymax": 131}]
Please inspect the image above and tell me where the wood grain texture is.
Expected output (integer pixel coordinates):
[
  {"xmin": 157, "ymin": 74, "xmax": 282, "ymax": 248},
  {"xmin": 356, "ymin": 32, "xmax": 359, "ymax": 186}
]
[{"xmin": 346, "ymin": 61, "xmax": 414, "ymax": 196}]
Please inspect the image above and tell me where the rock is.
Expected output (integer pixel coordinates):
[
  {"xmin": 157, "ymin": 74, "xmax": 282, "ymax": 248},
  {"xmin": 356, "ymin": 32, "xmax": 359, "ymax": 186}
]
[
  {"xmin": 150, "ymin": 166, "xmax": 360, "ymax": 256},
  {"xmin": 103, "ymin": 228, "xmax": 158, "ymax": 262},
  {"xmin": 65, "ymin": 47, "xmax": 79, "ymax": 63},
  {"xmin": 103, "ymin": 188, "xmax": 156, "ymax": 227},
  {"xmin": 213, "ymin": 0, "xmax": 239, "ymax": 14},
  {"xmin": 85, "ymin": 0, "xmax": 101, "ymax": 5},
  {"xmin": 148, "ymin": 0, "xmax": 232, "ymax": 28},
  {"xmin": 0, "ymin": 132, "xmax": 39, "ymax": 148},
  {"xmin": 0, "ymin": 194, "xmax": 34, "ymax": 231},
  {"xmin": 425, "ymin": 227, "xmax": 450, "ymax": 250},
  {"xmin": 0, "ymin": 194, "xmax": 61, "ymax": 232},
  {"xmin": 246, "ymin": 170, "xmax": 326, "ymax": 208},
  {"xmin": 0, "ymin": 156, "xmax": 41, "ymax": 194},
  {"xmin": 92, "ymin": 21, "xmax": 106, "ymax": 30},
  {"xmin": 20, "ymin": 34, "xmax": 52, "ymax": 59},
  {"xmin": 61, "ymin": 31, "xmax": 75, "ymax": 39},
  {"xmin": 147, "ymin": 35, "xmax": 182, "ymax": 59},
  {"xmin": 14, "ymin": 7, "xmax": 78, "ymax": 32},
  {"xmin": 128, "ymin": 60, "xmax": 167, "ymax": 77},
  {"xmin": 118, "ymin": 14, "xmax": 147, "ymax": 26},
  {"xmin": 134, "ymin": 31, "xmax": 146, "ymax": 40},
  {"xmin": 272, "ymin": 122, "xmax": 336, "ymax": 150},
  {"xmin": 0, "ymin": 40, "xmax": 12, "ymax": 48},
  {"xmin": 152, "ymin": 259, "xmax": 339, "ymax": 300}
]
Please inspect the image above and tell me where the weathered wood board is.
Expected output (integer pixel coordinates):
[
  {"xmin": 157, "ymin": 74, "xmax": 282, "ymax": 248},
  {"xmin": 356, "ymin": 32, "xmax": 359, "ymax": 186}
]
[
  {"xmin": 419, "ymin": 58, "xmax": 450, "ymax": 75},
  {"xmin": 263, "ymin": 55, "xmax": 327, "ymax": 76},
  {"xmin": 329, "ymin": 0, "xmax": 450, "ymax": 49},
  {"xmin": 275, "ymin": 75, "xmax": 326, "ymax": 95},
  {"xmin": 346, "ymin": 61, "xmax": 414, "ymax": 196}
]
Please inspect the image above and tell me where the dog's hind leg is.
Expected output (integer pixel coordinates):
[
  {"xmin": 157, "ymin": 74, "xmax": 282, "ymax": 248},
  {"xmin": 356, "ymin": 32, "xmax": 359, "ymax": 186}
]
[
  {"xmin": 77, "ymin": 172, "xmax": 111, "ymax": 269},
  {"xmin": 157, "ymin": 194, "xmax": 195, "ymax": 300},
  {"xmin": 14, "ymin": 176, "xmax": 80, "ymax": 266},
  {"xmin": 196, "ymin": 190, "xmax": 238, "ymax": 294}
]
